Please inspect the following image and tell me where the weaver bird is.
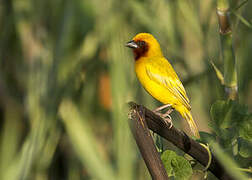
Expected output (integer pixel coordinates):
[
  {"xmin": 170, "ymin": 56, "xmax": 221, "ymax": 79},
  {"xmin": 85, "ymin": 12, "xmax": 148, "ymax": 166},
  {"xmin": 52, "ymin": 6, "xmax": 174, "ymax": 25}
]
[{"xmin": 126, "ymin": 33, "xmax": 200, "ymax": 138}]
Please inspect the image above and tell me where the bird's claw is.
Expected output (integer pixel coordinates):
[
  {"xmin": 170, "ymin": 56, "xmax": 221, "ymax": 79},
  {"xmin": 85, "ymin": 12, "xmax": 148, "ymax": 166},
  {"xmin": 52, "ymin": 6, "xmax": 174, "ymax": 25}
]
[
  {"xmin": 163, "ymin": 116, "xmax": 173, "ymax": 129},
  {"xmin": 153, "ymin": 108, "xmax": 173, "ymax": 129}
]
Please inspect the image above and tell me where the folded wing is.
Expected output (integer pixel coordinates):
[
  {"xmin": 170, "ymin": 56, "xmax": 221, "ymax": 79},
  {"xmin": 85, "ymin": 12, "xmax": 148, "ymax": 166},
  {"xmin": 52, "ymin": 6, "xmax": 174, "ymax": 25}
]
[{"xmin": 145, "ymin": 59, "xmax": 191, "ymax": 110}]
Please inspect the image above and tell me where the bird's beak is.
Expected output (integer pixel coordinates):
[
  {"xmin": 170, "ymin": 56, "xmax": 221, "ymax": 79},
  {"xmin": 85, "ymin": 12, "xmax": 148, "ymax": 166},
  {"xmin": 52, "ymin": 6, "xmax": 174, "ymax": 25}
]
[{"xmin": 125, "ymin": 40, "xmax": 138, "ymax": 49}]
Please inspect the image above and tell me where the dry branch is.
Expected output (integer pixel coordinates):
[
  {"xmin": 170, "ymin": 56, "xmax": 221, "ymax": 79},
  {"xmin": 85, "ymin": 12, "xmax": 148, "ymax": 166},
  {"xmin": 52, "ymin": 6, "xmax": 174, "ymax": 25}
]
[
  {"xmin": 128, "ymin": 104, "xmax": 169, "ymax": 180},
  {"xmin": 128, "ymin": 102, "xmax": 234, "ymax": 180}
]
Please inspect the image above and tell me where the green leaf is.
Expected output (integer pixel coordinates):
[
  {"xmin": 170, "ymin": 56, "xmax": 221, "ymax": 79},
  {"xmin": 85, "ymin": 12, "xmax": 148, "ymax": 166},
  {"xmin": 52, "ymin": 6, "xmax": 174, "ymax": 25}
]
[
  {"xmin": 199, "ymin": 132, "xmax": 216, "ymax": 144},
  {"xmin": 211, "ymin": 142, "xmax": 249, "ymax": 180},
  {"xmin": 210, "ymin": 100, "xmax": 248, "ymax": 131},
  {"xmin": 210, "ymin": 61, "xmax": 224, "ymax": 85},
  {"xmin": 233, "ymin": 11, "xmax": 252, "ymax": 29},
  {"xmin": 161, "ymin": 150, "xmax": 192, "ymax": 180},
  {"xmin": 239, "ymin": 115, "xmax": 252, "ymax": 140},
  {"xmin": 154, "ymin": 135, "xmax": 164, "ymax": 153},
  {"xmin": 209, "ymin": 100, "xmax": 252, "ymax": 150},
  {"xmin": 238, "ymin": 138, "xmax": 252, "ymax": 158},
  {"xmin": 210, "ymin": 100, "xmax": 233, "ymax": 129},
  {"xmin": 234, "ymin": 0, "xmax": 249, "ymax": 10}
]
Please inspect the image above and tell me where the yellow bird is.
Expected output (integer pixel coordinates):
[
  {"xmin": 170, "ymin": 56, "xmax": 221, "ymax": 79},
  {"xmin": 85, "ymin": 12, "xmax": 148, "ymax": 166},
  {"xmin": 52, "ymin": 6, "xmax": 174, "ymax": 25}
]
[{"xmin": 126, "ymin": 33, "xmax": 200, "ymax": 138}]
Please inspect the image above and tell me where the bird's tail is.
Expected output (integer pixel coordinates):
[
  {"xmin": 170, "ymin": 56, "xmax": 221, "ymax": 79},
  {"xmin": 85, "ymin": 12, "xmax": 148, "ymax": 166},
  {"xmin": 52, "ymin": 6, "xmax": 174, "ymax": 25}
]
[{"xmin": 182, "ymin": 110, "xmax": 200, "ymax": 138}]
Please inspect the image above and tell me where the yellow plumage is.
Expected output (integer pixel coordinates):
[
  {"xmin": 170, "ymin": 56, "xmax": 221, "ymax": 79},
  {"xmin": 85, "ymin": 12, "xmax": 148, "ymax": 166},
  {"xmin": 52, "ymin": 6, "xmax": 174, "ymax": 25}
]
[{"xmin": 127, "ymin": 33, "xmax": 200, "ymax": 138}]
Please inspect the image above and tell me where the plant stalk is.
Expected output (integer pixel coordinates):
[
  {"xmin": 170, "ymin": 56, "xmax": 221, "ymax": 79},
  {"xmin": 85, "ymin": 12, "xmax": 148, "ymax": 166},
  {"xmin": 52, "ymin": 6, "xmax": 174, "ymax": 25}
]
[{"xmin": 217, "ymin": 0, "xmax": 238, "ymax": 100}]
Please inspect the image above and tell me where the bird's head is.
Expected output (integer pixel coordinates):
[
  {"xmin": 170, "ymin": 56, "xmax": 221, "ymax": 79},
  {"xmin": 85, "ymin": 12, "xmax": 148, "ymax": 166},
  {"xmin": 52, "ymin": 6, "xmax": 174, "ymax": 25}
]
[{"xmin": 126, "ymin": 33, "xmax": 163, "ymax": 61}]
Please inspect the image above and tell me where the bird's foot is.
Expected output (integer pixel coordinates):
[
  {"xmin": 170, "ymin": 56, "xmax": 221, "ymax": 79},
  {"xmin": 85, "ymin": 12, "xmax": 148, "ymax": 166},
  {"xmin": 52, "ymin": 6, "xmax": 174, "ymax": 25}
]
[
  {"xmin": 153, "ymin": 105, "xmax": 174, "ymax": 129},
  {"xmin": 163, "ymin": 116, "xmax": 173, "ymax": 129}
]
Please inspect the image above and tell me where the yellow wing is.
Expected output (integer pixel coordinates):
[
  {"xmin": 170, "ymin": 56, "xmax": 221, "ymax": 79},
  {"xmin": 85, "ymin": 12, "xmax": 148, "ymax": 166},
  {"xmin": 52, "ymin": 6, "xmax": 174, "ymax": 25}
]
[{"xmin": 145, "ymin": 57, "xmax": 191, "ymax": 110}]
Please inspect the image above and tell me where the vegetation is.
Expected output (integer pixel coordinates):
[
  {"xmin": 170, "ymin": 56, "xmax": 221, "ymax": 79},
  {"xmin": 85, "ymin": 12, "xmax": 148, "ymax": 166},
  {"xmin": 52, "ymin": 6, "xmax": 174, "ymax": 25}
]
[{"xmin": 0, "ymin": 0, "xmax": 252, "ymax": 179}]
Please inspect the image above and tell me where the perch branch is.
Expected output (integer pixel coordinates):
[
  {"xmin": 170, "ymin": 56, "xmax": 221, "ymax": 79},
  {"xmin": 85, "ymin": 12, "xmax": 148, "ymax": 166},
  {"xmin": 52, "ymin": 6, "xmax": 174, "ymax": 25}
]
[
  {"xmin": 128, "ymin": 104, "xmax": 169, "ymax": 180},
  {"xmin": 129, "ymin": 102, "xmax": 234, "ymax": 180}
]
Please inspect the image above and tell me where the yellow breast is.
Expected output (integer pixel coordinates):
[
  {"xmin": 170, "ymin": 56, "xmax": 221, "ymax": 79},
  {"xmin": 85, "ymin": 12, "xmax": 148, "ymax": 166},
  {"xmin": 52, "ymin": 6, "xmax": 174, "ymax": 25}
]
[{"xmin": 135, "ymin": 57, "xmax": 179, "ymax": 106}]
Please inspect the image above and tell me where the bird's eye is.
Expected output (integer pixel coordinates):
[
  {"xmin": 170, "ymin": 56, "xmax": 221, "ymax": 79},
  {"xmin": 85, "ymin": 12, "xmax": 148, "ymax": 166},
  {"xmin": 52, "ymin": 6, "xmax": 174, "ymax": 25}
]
[{"xmin": 139, "ymin": 41, "xmax": 146, "ymax": 47}]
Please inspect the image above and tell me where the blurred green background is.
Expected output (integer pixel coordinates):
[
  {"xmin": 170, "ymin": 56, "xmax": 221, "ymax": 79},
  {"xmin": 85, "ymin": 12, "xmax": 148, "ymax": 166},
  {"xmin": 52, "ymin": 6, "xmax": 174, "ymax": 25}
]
[{"xmin": 0, "ymin": 0, "xmax": 252, "ymax": 179}]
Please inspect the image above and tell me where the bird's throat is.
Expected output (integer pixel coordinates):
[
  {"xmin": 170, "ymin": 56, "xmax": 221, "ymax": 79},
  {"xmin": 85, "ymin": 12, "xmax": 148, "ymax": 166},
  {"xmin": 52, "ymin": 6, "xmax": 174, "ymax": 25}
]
[{"xmin": 133, "ymin": 46, "xmax": 148, "ymax": 61}]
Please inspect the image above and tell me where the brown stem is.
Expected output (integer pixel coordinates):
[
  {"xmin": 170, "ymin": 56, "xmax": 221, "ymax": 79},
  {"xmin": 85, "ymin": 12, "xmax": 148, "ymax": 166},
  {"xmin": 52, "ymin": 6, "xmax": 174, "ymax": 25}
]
[
  {"xmin": 217, "ymin": 9, "xmax": 231, "ymax": 34},
  {"xmin": 129, "ymin": 102, "xmax": 234, "ymax": 180},
  {"xmin": 128, "ymin": 104, "xmax": 169, "ymax": 180}
]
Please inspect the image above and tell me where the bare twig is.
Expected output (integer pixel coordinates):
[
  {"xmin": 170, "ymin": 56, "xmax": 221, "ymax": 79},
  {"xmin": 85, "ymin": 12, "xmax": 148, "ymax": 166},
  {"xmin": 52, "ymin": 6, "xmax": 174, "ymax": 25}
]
[
  {"xmin": 129, "ymin": 102, "xmax": 234, "ymax": 180},
  {"xmin": 128, "ymin": 103, "xmax": 169, "ymax": 180}
]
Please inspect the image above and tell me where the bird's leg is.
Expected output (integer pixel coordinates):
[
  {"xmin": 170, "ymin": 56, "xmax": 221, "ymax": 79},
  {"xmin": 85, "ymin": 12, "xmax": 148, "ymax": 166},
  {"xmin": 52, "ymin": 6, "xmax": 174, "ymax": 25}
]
[
  {"xmin": 153, "ymin": 104, "xmax": 171, "ymax": 112},
  {"xmin": 163, "ymin": 118, "xmax": 173, "ymax": 129}
]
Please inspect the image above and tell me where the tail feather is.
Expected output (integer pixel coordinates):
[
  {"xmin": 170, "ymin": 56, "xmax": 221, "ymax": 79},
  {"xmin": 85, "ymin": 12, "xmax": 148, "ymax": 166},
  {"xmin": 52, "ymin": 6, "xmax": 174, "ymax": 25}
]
[{"xmin": 182, "ymin": 110, "xmax": 200, "ymax": 138}]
